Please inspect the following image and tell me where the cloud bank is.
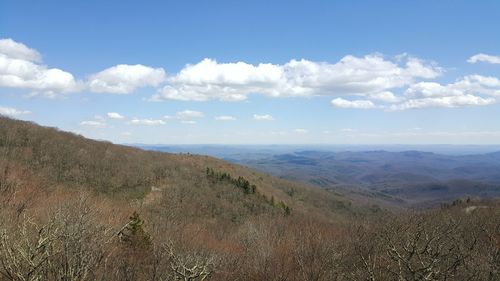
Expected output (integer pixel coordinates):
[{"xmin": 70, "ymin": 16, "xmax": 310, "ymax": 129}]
[
  {"xmin": 0, "ymin": 39, "xmax": 166, "ymax": 97},
  {"xmin": 2, "ymin": 38, "xmax": 500, "ymax": 110},
  {"xmin": 151, "ymin": 55, "xmax": 442, "ymax": 104}
]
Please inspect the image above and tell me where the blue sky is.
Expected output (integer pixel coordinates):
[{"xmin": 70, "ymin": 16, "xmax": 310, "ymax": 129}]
[{"xmin": 1, "ymin": 0, "xmax": 500, "ymax": 144}]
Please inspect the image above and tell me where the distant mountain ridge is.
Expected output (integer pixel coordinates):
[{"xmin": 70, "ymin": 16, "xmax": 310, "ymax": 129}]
[{"xmin": 141, "ymin": 145, "xmax": 500, "ymax": 207}]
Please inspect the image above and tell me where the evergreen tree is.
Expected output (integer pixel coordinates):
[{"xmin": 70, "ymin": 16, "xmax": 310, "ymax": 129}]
[{"xmin": 119, "ymin": 211, "xmax": 151, "ymax": 249}]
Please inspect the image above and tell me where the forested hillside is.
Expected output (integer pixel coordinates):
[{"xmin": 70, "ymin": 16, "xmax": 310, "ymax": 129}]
[
  {"xmin": 206, "ymin": 149, "xmax": 500, "ymax": 207},
  {"xmin": 0, "ymin": 116, "xmax": 499, "ymax": 280},
  {"xmin": 0, "ymin": 116, "xmax": 363, "ymax": 219}
]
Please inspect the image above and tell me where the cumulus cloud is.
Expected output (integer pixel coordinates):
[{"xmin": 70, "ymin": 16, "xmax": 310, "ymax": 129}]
[
  {"xmin": 107, "ymin": 112, "xmax": 125, "ymax": 119},
  {"xmin": 388, "ymin": 75, "xmax": 500, "ymax": 110},
  {"xmin": 405, "ymin": 82, "xmax": 462, "ymax": 98},
  {"xmin": 145, "ymin": 54, "xmax": 499, "ymax": 111},
  {"xmin": 455, "ymin": 75, "xmax": 500, "ymax": 97},
  {"xmin": 0, "ymin": 106, "xmax": 31, "ymax": 116},
  {"xmin": 390, "ymin": 95, "xmax": 495, "ymax": 110},
  {"xmin": 80, "ymin": 120, "xmax": 106, "ymax": 128},
  {"xmin": 150, "ymin": 55, "xmax": 441, "ymax": 102},
  {"xmin": 215, "ymin": 115, "xmax": 236, "ymax": 121},
  {"xmin": 0, "ymin": 38, "xmax": 79, "ymax": 97},
  {"xmin": 468, "ymin": 53, "xmax": 500, "ymax": 64},
  {"xmin": 0, "ymin": 39, "xmax": 167, "ymax": 96},
  {"xmin": 368, "ymin": 91, "xmax": 401, "ymax": 103},
  {"xmin": 331, "ymin": 98, "xmax": 376, "ymax": 109},
  {"xmin": 88, "ymin": 64, "xmax": 166, "ymax": 94},
  {"xmin": 3, "ymin": 38, "xmax": 497, "ymax": 111},
  {"xmin": 130, "ymin": 118, "xmax": 166, "ymax": 125},
  {"xmin": 181, "ymin": 120, "xmax": 197, "ymax": 125},
  {"xmin": 253, "ymin": 114, "xmax": 275, "ymax": 121},
  {"xmin": 0, "ymin": 38, "xmax": 41, "ymax": 62}
]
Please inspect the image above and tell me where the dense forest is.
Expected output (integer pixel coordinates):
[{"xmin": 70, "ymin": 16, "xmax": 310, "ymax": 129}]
[{"xmin": 0, "ymin": 116, "xmax": 499, "ymax": 280}]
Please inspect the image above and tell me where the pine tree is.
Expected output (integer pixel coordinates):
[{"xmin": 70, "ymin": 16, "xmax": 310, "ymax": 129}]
[{"xmin": 119, "ymin": 211, "xmax": 151, "ymax": 249}]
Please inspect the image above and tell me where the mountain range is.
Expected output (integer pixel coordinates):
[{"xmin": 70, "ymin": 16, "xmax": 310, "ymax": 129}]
[{"xmin": 142, "ymin": 145, "xmax": 500, "ymax": 207}]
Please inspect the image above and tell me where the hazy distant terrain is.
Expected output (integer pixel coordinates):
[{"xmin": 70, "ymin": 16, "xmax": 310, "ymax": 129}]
[{"xmin": 142, "ymin": 145, "xmax": 500, "ymax": 206}]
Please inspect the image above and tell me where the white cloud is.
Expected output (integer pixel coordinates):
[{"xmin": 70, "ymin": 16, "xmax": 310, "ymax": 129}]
[
  {"xmin": 468, "ymin": 53, "xmax": 500, "ymax": 64},
  {"xmin": 0, "ymin": 57, "xmax": 77, "ymax": 96},
  {"xmin": 0, "ymin": 106, "xmax": 31, "ymax": 116},
  {"xmin": 161, "ymin": 110, "xmax": 204, "ymax": 124},
  {"xmin": 130, "ymin": 118, "xmax": 166, "ymax": 125},
  {"xmin": 215, "ymin": 115, "xmax": 236, "ymax": 121},
  {"xmin": 253, "ymin": 114, "xmax": 275, "ymax": 121},
  {"xmin": 0, "ymin": 38, "xmax": 41, "ymax": 62},
  {"xmin": 107, "ymin": 112, "xmax": 125, "ymax": 119},
  {"xmin": 150, "ymin": 55, "xmax": 441, "ymax": 102},
  {"xmin": 0, "ymin": 39, "xmax": 168, "ymax": 97},
  {"xmin": 404, "ymin": 57, "xmax": 441, "ymax": 79},
  {"xmin": 368, "ymin": 91, "xmax": 401, "ymax": 103},
  {"xmin": 390, "ymin": 94, "xmax": 495, "ymax": 110},
  {"xmin": 405, "ymin": 82, "xmax": 462, "ymax": 98},
  {"xmin": 175, "ymin": 110, "xmax": 204, "ymax": 119},
  {"xmin": 80, "ymin": 120, "xmax": 106, "ymax": 128},
  {"xmin": 88, "ymin": 64, "xmax": 166, "ymax": 94},
  {"xmin": 454, "ymin": 75, "xmax": 500, "ymax": 97},
  {"xmin": 331, "ymin": 98, "xmax": 376, "ymax": 109},
  {"xmin": 404, "ymin": 76, "xmax": 500, "ymax": 99},
  {"xmin": 294, "ymin": 128, "xmax": 308, "ymax": 134},
  {"xmin": 3, "ymin": 39, "xmax": 497, "ymax": 111},
  {"xmin": 388, "ymin": 75, "xmax": 500, "ymax": 110},
  {"xmin": 0, "ymin": 38, "xmax": 79, "ymax": 97}
]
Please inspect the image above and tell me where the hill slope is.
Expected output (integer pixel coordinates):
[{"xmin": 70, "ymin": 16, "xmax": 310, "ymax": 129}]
[
  {"xmin": 1, "ymin": 116, "xmax": 499, "ymax": 281},
  {"xmin": 174, "ymin": 148, "xmax": 500, "ymax": 207},
  {"xmin": 0, "ymin": 116, "xmax": 369, "ymax": 222}
]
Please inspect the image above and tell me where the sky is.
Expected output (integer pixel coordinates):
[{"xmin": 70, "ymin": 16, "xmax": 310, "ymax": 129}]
[{"xmin": 1, "ymin": 0, "xmax": 500, "ymax": 145}]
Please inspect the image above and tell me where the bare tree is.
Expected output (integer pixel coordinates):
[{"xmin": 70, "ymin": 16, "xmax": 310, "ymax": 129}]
[
  {"xmin": 46, "ymin": 195, "xmax": 109, "ymax": 281},
  {"xmin": 378, "ymin": 212, "xmax": 477, "ymax": 281},
  {"xmin": 162, "ymin": 241, "xmax": 216, "ymax": 281},
  {"xmin": 0, "ymin": 215, "xmax": 59, "ymax": 281}
]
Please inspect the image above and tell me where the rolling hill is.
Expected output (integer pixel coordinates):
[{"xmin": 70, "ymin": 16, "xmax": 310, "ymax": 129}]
[
  {"xmin": 1, "ymin": 116, "xmax": 499, "ymax": 281},
  {"xmin": 142, "ymin": 146, "xmax": 500, "ymax": 207},
  {"xmin": 0, "ymin": 116, "xmax": 373, "ymax": 222}
]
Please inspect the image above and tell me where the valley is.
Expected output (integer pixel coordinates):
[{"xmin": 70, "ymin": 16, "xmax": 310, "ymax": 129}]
[{"xmin": 143, "ymin": 145, "xmax": 500, "ymax": 207}]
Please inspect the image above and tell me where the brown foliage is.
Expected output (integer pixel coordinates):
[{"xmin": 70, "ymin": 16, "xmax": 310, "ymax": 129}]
[{"xmin": 1, "ymin": 117, "xmax": 500, "ymax": 280}]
